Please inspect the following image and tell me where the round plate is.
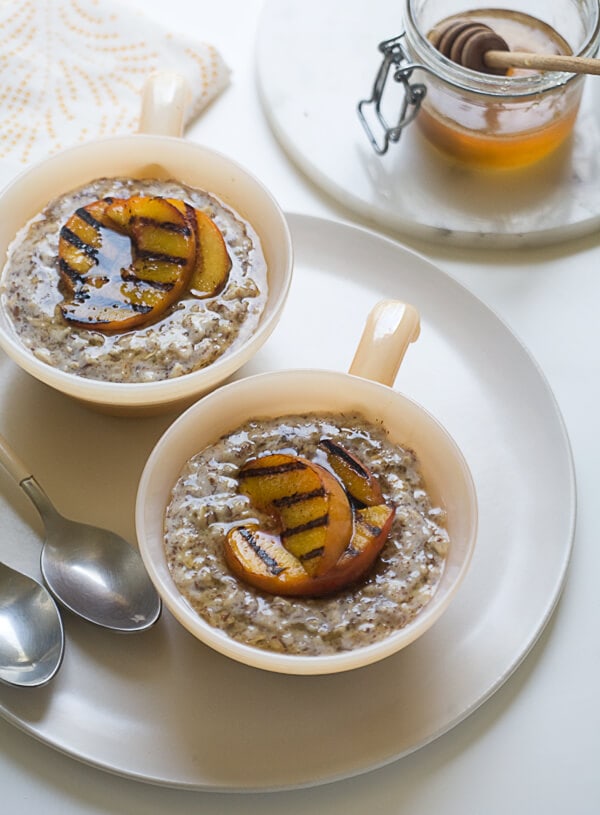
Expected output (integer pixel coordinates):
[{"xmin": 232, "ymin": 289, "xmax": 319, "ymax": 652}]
[
  {"xmin": 0, "ymin": 215, "xmax": 575, "ymax": 791},
  {"xmin": 256, "ymin": 0, "xmax": 600, "ymax": 247}
]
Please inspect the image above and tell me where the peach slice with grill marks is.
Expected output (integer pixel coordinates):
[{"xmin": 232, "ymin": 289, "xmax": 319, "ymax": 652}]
[
  {"xmin": 224, "ymin": 503, "xmax": 395, "ymax": 597},
  {"xmin": 105, "ymin": 196, "xmax": 196, "ymax": 286},
  {"xmin": 168, "ymin": 199, "xmax": 232, "ymax": 298},
  {"xmin": 224, "ymin": 525, "xmax": 309, "ymax": 594},
  {"xmin": 58, "ymin": 196, "xmax": 196, "ymax": 332},
  {"xmin": 58, "ymin": 198, "xmax": 125, "ymax": 290},
  {"xmin": 319, "ymin": 438, "xmax": 384, "ymax": 506},
  {"xmin": 324, "ymin": 503, "xmax": 395, "ymax": 587},
  {"xmin": 237, "ymin": 453, "xmax": 352, "ymax": 577}
]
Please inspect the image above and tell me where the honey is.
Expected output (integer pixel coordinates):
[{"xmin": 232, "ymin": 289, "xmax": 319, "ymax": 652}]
[{"xmin": 418, "ymin": 9, "xmax": 580, "ymax": 168}]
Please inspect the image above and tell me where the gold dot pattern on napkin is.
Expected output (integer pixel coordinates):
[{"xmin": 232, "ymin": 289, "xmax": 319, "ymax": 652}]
[{"xmin": 0, "ymin": 0, "xmax": 230, "ymax": 166}]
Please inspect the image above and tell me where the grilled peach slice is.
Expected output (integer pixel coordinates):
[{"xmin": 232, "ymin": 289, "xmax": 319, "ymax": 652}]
[
  {"xmin": 319, "ymin": 439, "xmax": 384, "ymax": 506},
  {"xmin": 58, "ymin": 196, "xmax": 196, "ymax": 332},
  {"xmin": 237, "ymin": 453, "xmax": 352, "ymax": 577},
  {"xmin": 105, "ymin": 196, "xmax": 196, "ymax": 284},
  {"xmin": 58, "ymin": 198, "xmax": 125, "ymax": 290},
  {"xmin": 168, "ymin": 199, "xmax": 231, "ymax": 298},
  {"xmin": 224, "ymin": 525, "xmax": 309, "ymax": 594},
  {"xmin": 224, "ymin": 504, "xmax": 395, "ymax": 597},
  {"xmin": 324, "ymin": 504, "xmax": 395, "ymax": 587}
]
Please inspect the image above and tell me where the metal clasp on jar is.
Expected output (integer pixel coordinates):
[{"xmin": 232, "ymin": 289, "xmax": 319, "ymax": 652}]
[{"xmin": 358, "ymin": 34, "xmax": 427, "ymax": 155}]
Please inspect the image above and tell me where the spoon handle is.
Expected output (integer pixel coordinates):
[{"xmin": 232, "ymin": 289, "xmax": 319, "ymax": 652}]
[
  {"xmin": 485, "ymin": 50, "xmax": 600, "ymax": 76},
  {"xmin": 0, "ymin": 433, "xmax": 62, "ymax": 527},
  {"xmin": 0, "ymin": 432, "xmax": 32, "ymax": 484}
]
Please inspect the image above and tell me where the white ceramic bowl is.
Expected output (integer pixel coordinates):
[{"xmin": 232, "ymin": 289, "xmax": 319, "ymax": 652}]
[
  {"xmin": 0, "ymin": 74, "xmax": 293, "ymax": 415},
  {"xmin": 136, "ymin": 300, "xmax": 478, "ymax": 675}
]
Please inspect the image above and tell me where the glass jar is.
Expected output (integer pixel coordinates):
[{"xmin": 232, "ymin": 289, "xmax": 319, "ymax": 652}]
[{"xmin": 361, "ymin": 0, "xmax": 600, "ymax": 169}]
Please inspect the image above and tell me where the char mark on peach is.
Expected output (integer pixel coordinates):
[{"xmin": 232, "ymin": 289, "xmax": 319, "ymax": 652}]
[
  {"xmin": 58, "ymin": 257, "xmax": 85, "ymax": 284},
  {"xmin": 238, "ymin": 527, "xmax": 284, "ymax": 575},
  {"xmin": 240, "ymin": 461, "xmax": 308, "ymax": 479},
  {"xmin": 281, "ymin": 514, "xmax": 329, "ymax": 539},
  {"xmin": 298, "ymin": 546, "xmax": 325, "ymax": 563},
  {"xmin": 358, "ymin": 519, "xmax": 383, "ymax": 537},
  {"xmin": 272, "ymin": 487, "xmax": 326, "ymax": 508},
  {"xmin": 320, "ymin": 438, "xmax": 369, "ymax": 477},
  {"xmin": 134, "ymin": 249, "xmax": 190, "ymax": 267},
  {"xmin": 74, "ymin": 206, "xmax": 103, "ymax": 230},
  {"xmin": 131, "ymin": 215, "xmax": 192, "ymax": 236},
  {"xmin": 59, "ymin": 226, "xmax": 99, "ymax": 262},
  {"xmin": 121, "ymin": 271, "xmax": 175, "ymax": 291}
]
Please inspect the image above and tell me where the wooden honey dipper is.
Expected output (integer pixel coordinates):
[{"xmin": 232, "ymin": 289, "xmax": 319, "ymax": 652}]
[{"xmin": 429, "ymin": 19, "xmax": 600, "ymax": 76}]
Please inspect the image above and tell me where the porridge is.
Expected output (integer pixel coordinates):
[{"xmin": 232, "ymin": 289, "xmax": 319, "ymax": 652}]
[
  {"xmin": 0, "ymin": 177, "xmax": 267, "ymax": 383},
  {"xmin": 164, "ymin": 412, "xmax": 449, "ymax": 656}
]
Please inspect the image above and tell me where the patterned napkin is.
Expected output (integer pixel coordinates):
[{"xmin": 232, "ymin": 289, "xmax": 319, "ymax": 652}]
[{"xmin": 0, "ymin": 0, "xmax": 230, "ymax": 183}]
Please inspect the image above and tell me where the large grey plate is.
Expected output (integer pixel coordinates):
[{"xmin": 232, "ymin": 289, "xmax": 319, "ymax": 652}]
[{"xmin": 0, "ymin": 215, "xmax": 575, "ymax": 791}]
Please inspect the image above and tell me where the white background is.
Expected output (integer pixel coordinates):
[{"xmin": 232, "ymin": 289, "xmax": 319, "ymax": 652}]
[{"xmin": 1, "ymin": 0, "xmax": 599, "ymax": 812}]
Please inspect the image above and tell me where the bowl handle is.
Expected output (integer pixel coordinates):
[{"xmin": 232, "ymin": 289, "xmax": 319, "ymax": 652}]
[
  {"xmin": 138, "ymin": 72, "xmax": 190, "ymax": 138},
  {"xmin": 349, "ymin": 299, "xmax": 420, "ymax": 387},
  {"xmin": 0, "ymin": 432, "xmax": 32, "ymax": 485}
]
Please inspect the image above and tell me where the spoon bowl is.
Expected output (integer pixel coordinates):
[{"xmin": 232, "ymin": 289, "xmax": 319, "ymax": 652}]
[
  {"xmin": 0, "ymin": 562, "xmax": 64, "ymax": 688},
  {"xmin": 0, "ymin": 434, "xmax": 161, "ymax": 633},
  {"xmin": 39, "ymin": 513, "xmax": 162, "ymax": 631}
]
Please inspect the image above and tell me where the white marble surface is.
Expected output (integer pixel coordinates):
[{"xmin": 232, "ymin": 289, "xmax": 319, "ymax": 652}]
[
  {"xmin": 257, "ymin": 0, "xmax": 600, "ymax": 247},
  {"xmin": 1, "ymin": 0, "xmax": 599, "ymax": 813}
]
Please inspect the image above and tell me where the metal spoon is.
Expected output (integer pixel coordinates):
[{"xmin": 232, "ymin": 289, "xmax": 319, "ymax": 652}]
[
  {"xmin": 0, "ymin": 562, "xmax": 64, "ymax": 687},
  {"xmin": 0, "ymin": 433, "xmax": 161, "ymax": 633}
]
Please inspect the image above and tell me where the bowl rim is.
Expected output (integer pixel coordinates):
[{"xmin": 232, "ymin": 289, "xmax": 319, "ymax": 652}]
[{"xmin": 135, "ymin": 368, "xmax": 479, "ymax": 675}]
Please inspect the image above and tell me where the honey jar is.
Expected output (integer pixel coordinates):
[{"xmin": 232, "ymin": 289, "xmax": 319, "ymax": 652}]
[{"xmin": 359, "ymin": 0, "xmax": 600, "ymax": 169}]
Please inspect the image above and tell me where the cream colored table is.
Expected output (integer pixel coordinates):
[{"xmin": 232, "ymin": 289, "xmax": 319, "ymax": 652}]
[{"xmin": 1, "ymin": 1, "xmax": 598, "ymax": 812}]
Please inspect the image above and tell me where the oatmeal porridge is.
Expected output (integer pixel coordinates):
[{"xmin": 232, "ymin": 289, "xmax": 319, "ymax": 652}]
[
  {"xmin": 164, "ymin": 411, "xmax": 449, "ymax": 656},
  {"xmin": 0, "ymin": 177, "xmax": 267, "ymax": 383}
]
